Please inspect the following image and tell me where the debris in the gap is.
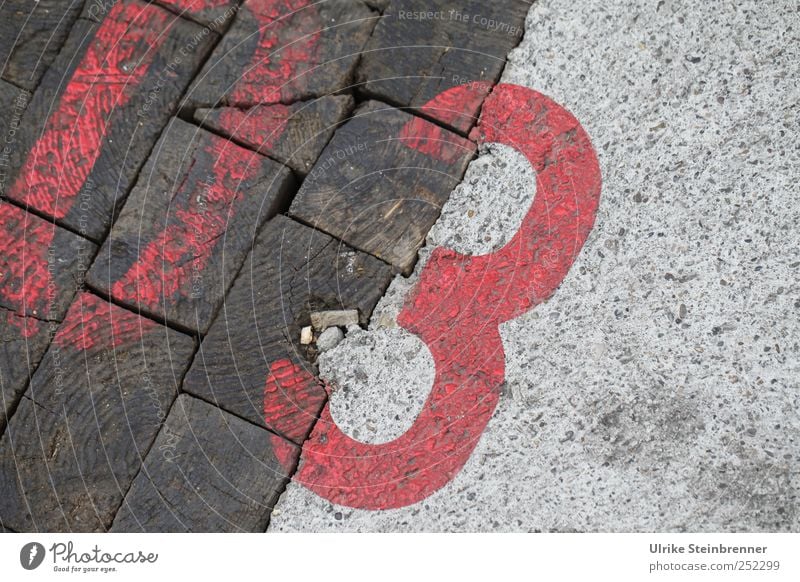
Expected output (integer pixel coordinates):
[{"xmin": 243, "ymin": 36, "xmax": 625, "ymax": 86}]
[
  {"xmin": 300, "ymin": 326, "xmax": 314, "ymax": 345},
  {"xmin": 316, "ymin": 327, "xmax": 344, "ymax": 352},
  {"xmin": 310, "ymin": 309, "xmax": 359, "ymax": 330}
]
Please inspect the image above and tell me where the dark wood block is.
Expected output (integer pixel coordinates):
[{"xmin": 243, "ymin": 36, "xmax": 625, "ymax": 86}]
[
  {"xmin": 86, "ymin": 119, "xmax": 295, "ymax": 334},
  {"xmin": 182, "ymin": 215, "xmax": 393, "ymax": 443},
  {"xmin": 84, "ymin": 0, "xmax": 239, "ymax": 27},
  {"xmin": 289, "ymin": 100, "xmax": 475, "ymax": 273},
  {"xmin": 2, "ymin": 0, "xmax": 216, "ymax": 241},
  {"xmin": 111, "ymin": 394, "xmax": 299, "ymax": 532},
  {"xmin": 0, "ymin": 292, "xmax": 195, "ymax": 532},
  {"xmin": 0, "ymin": 0, "xmax": 86, "ymax": 91},
  {"xmin": 356, "ymin": 0, "xmax": 529, "ymax": 133},
  {"xmin": 186, "ymin": 0, "xmax": 377, "ymax": 108},
  {"xmin": 0, "ymin": 202, "xmax": 97, "ymax": 432},
  {"xmin": 0, "ymin": 80, "xmax": 31, "ymax": 166},
  {"xmin": 195, "ymin": 95, "xmax": 354, "ymax": 176}
]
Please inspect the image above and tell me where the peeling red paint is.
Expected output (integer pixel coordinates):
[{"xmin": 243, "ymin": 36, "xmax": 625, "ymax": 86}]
[
  {"xmin": 54, "ymin": 292, "xmax": 158, "ymax": 352},
  {"xmin": 210, "ymin": 105, "xmax": 290, "ymax": 154},
  {"xmin": 269, "ymin": 84, "xmax": 602, "ymax": 509},
  {"xmin": 7, "ymin": 0, "xmax": 171, "ymax": 221},
  {"xmin": 229, "ymin": 0, "xmax": 320, "ymax": 104},
  {"xmin": 0, "ymin": 204, "xmax": 55, "ymax": 338},
  {"xmin": 398, "ymin": 82, "xmax": 488, "ymax": 164},
  {"xmin": 109, "ymin": 133, "xmax": 263, "ymax": 313},
  {"xmin": 264, "ymin": 359, "xmax": 328, "ymax": 445},
  {"xmin": 161, "ymin": 0, "xmax": 232, "ymax": 12},
  {"xmin": 419, "ymin": 81, "xmax": 492, "ymax": 134}
]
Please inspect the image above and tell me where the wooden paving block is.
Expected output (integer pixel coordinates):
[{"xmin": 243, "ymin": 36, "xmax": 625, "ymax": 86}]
[
  {"xmin": 355, "ymin": 0, "xmax": 529, "ymax": 134},
  {"xmin": 0, "ymin": 80, "xmax": 30, "ymax": 197},
  {"xmin": 0, "ymin": 202, "xmax": 97, "ymax": 432},
  {"xmin": 111, "ymin": 394, "xmax": 299, "ymax": 532},
  {"xmin": 186, "ymin": 0, "xmax": 378, "ymax": 108},
  {"xmin": 86, "ymin": 119, "xmax": 295, "ymax": 334},
  {"xmin": 2, "ymin": 0, "xmax": 216, "ymax": 241},
  {"xmin": 182, "ymin": 215, "xmax": 393, "ymax": 443},
  {"xmin": 195, "ymin": 95, "xmax": 354, "ymax": 176},
  {"xmin": 289, "ymin": 100, "xmax": 476, "ymax": 273},
  {"xmin": 0, "ymin": 292, "xmax": 195, "ymax": 532},
  {"xmin": 0, "ymin": 0, "xmax": 86, "ymax": 91},
  {"xmin": 84, "ymin": 0, "xmax": 239, "ymax": 28}
]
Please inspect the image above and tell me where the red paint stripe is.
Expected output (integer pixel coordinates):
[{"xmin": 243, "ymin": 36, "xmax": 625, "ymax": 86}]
[
  {"xmin": 277, "ymin": 84, "xmax": 602, "ymax": 509},
  {"xmin": 0, "ymin": 204, "xmax": 55, "ymax": 338},
  {"xmin": 263, "ymin": 359, "xmax": 328, "ymax": 445},
  {"xmin": 398, "ymin": 82, "xmax": 487, "ymax": 164},
  {"xmin": 212, "ymin": 105, "xmax": 290, "ymax": 155},
  {"xmin": 8, "ymin": 0, "xmax": 172, "ymax": 220},
  {"xmin": 109, "ymin": 134, "xmax": 264, "ymax": 312},
  {"xmin": 229, "ymin": 0, "xmax": 320, "ymax": 104},
  {"xmin": 54, "ymin": 292, "xmax": 157, "ymax": 351},
  {"xmin": 419, "ymin": 81, "xmax": 492, "ymax": 132},
  {"xmin": 161, "ymin": 0, "xmax": 232, "ymax": 12}
]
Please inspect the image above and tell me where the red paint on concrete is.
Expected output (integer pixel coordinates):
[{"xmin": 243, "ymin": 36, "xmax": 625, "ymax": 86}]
[
  {"xmin": 54, "ymin": 292, "xmax": 157, "ymax": 351},
  {"xmin": 0, "ymin": 204, "xmax": 54, "ymax": 338},
  {"xmin": 264, "ymin": 359, "xmax": 328, "ymax": 445},
  {"xmin": 8, "ymin": 0, "xmax": 171, "ymax": 221},
  {"xmin": 270, "ymin": 84, "xmax": 602, "ymax": 509},
  {"xmin": 109, "ymin": 134, "xmax": 264, "ymax": 313},
  {"xmin": 229, "ymin": 0, "xmax": 320, "ymax": 104}
]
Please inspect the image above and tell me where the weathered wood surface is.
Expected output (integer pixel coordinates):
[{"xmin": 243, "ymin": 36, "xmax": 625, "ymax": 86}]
[
  {"xmin": 0, "ymin": 0, "xmax": 86, "ymax": 91},
  {"xmin": 195, "ymin": 95, "xmax": 354, "ymax": 176},
  {"xmin": 355, "ymin": 0, "xmax": 529, "ymax": 133},
  {"xmin": 182, "ymin": 215, "xmax": 393, "ymax": 443},
  {"xmin": 86, "ymin": 119, "xmax": 295, "ymax": 334},
  {"xmin": 0, "ymin": 202, "xmax": 97, "ymax": 433},
  {"xmin": 289, "ymin": 100, "xmax": 475, "ymax": 273},
  {"xmin": 111, "ymin": 394, "xmax": 299, "ymax": 532},
  {"xmin": 0, "ymin": 292, "xmax": 195, "ymax": 532},
  {"xmin": 185, "ymin": 0, "xmax": 378, "ymax": 108},
  {"xmin": 3, "ymin": 0, "xmax": 216, "ymax": 241}
]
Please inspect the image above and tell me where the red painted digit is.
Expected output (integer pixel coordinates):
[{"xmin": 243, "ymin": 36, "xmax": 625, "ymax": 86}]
[{"xmin": 267, "ymin": 84, "xmax": 602, "ymax": 509}]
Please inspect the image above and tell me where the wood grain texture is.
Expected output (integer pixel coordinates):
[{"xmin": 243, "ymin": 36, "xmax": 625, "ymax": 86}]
[
  {"xmin": 0, "ymin": 292, "xmax": 195, "ymax": 532},
  {"xmin": 289, "ymin": 100, "xmax": 476, "ymax": 273},
  {"xmin": 355, "ymin": 0, "xmax": 529, "ymax": 133},
  {"xmin": 111, "ymin": 394, "xmax": 298, "ymax": 532},
  {"xmin": 86, "ymin": 119, "xmax": 295, "ymax": 334},
  {"xmin": 0, "ymin": 0, "xmax": 86, "ymax": 91},
  {"xmin": 0, "ymin": 202, "xmax": 97, "ymax": 433},
  {"xmin": 195, "ymin": 95, "xmax": 354, "ymax": 176},
  {"xmin": 3, "ymin": 0, "xmax": 216, "ymax": 241},
  {"xmin": 84, "ymin": 0, "xmax": 239, "ymax": 27},
  {"xmin": 0, "ymin": 79, "xmax": 30, "ymax": 156},
  {"xmin": 182, "ymin": 215, "xmax": 393, "ymax": 443},
  {"xmin": 185, "ymin": 0, "xmax": 378, "ymax": 109}
]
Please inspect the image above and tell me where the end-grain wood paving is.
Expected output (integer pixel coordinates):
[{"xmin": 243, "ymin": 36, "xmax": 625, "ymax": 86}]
[{"xmin": 0, "ymin": 0, "xmax": 531, "ymax": 531}]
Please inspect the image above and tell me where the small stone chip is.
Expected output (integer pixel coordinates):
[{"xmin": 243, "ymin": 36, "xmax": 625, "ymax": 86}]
[
  {"xmin": 317, "ymin": 327, "xmax": 344, "ymax": 352},
  {"xmin": 310, "ymin": 310, "xmax": 360, "ymax": 331},
  {"xmin": 300, "ymin": 326, "xmax": 314, "ymax": 345}
]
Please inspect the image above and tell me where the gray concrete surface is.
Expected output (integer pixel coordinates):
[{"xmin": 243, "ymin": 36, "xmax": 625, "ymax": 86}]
[{"xmin": 270, "ymin": 0, "xmax": 800, "ymax": 532}]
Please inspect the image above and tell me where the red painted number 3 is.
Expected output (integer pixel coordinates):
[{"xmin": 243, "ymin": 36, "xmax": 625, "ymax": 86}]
[{"xmin": 268, "ymin": 84, "xmax": 602, "ymax": 509}]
